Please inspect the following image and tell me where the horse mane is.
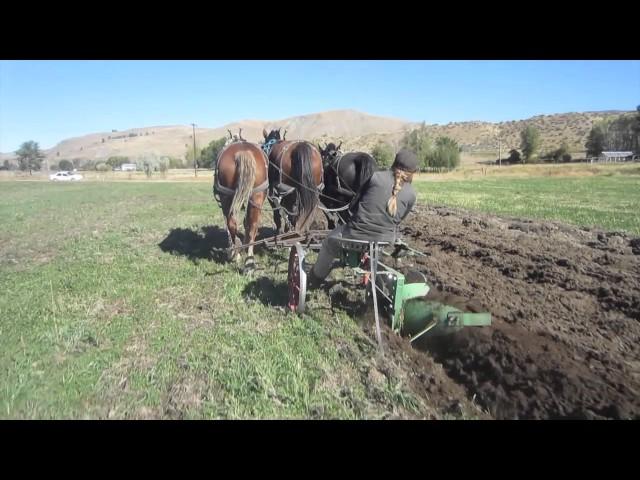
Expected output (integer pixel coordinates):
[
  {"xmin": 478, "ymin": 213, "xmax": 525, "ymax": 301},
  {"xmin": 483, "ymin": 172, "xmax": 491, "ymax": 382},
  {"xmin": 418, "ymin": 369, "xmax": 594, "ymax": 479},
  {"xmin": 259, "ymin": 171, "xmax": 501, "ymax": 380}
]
[
  {"xmin": 357, "ymin": 153, "xmax": 377, "ymax": 189},
  {"xmin": 340, "ymin": 152, "xmax": 377, "ymax": 190}
]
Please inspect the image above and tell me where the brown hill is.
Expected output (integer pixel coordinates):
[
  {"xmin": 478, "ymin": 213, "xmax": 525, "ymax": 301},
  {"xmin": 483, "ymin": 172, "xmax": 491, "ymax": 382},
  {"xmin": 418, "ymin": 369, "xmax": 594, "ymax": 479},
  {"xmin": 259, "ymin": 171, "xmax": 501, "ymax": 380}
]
[{"xmin": 1, "ymin": 109, "xmax": 632, "ymax": 166}]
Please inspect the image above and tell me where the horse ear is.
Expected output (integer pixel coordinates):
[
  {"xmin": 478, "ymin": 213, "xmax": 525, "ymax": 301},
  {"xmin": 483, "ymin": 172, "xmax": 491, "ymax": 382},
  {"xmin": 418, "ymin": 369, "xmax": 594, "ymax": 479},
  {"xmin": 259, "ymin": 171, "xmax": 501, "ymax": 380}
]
[
  {"xmin": 318, "ymin": 144, "xmax": 323, "ymax": 154},
  {"xmin": 263, "ymin": 128, "xmax": 268, "ymax": 139},
  {"xmin": 283, "ymin": 129, "xmax": 287, "ymax": 140},
  {"xmin": 337, "ymin": 141, "xmax": 343, "ymax": 150}
]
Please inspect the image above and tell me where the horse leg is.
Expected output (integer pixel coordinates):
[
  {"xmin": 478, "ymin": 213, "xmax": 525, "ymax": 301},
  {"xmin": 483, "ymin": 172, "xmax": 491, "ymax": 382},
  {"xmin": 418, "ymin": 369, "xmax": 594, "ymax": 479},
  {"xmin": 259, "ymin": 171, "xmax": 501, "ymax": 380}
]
[
  {"xmin": 222, "ymin": 197, "xmax": 241, "ymax": 263},
  {"xmin": 268, "ymin": 195, "xmax": 284, "ymax": 235},
  {"xmin": 281, "ymin": 194, "xmax": 296, "ymax": 232},
  {"xmin": 243, "ymin": 191, "xmax": 266, "ymax": 272}
]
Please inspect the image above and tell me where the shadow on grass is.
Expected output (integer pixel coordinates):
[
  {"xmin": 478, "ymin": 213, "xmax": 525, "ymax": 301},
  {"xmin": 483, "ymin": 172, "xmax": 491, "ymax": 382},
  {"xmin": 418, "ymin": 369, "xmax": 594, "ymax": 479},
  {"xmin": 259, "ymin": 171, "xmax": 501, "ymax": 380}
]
[
  {"xmin": 242, "ymin": 276, "xmax": 289, "ymax": 307},
  {"xmin": 158, "ymin": 225, "xmax": 278, "ymax": 264},
  {"xmin": 241, "ymin": 276, "xmax": 367, "ymax": 318}
]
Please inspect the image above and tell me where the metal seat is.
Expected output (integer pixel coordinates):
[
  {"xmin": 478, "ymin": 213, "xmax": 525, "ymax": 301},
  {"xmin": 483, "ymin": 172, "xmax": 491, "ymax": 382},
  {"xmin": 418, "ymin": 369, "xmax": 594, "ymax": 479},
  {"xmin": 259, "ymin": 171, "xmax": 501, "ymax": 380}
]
[{"xmin": 336, "ymin": 238, "xmax": 389, "ymax": 252}]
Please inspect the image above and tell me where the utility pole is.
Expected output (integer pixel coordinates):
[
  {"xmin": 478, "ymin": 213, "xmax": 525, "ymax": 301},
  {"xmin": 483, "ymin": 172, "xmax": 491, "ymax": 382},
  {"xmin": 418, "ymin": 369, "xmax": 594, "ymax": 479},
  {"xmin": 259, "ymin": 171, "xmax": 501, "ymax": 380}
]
[
  {"xmin": 191, "ymin": 123, "xmax": 198, "ymax": 177},
  {"xmin": 498, "ymin": 137, "xmax": 502, "ymax": 167}
]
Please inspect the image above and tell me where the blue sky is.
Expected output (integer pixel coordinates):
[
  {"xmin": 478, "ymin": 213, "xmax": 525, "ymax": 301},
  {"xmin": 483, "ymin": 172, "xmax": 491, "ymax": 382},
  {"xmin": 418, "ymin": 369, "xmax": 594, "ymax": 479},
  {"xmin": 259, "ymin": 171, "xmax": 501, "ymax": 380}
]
[{"xmin": 0, "ymin": 60, "xmax": 638, "ymax": 152}]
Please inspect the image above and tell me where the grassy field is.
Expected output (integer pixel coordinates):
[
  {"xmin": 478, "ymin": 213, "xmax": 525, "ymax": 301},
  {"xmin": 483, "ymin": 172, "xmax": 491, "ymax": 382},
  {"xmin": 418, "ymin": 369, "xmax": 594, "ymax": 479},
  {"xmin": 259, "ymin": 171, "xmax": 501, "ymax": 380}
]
[
  {"xmin": 0, "ymin": 182, "xmax": 432, "ymax": 419},
  {"xmin": 414, "ymin": 174, "xmax": 640, "ymax": 234},
  {"xmin": 1, "ymin": 169, "xmax": 639, "ymax": 419}
]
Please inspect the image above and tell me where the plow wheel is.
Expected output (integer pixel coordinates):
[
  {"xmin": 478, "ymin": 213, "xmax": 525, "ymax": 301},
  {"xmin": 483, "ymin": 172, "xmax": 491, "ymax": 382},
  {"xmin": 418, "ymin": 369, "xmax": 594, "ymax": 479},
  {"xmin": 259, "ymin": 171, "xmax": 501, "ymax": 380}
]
[{"xmin": 287, "ymin": 242, "xmax": 307, "ymax": 313}]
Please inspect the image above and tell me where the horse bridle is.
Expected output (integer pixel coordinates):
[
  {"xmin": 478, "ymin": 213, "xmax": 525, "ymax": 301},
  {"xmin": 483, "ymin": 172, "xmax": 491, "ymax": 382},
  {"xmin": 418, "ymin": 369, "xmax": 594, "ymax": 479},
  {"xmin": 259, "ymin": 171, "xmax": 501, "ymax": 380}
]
[
  {"xmin": 261, "ymin": 138, "xmax": 278, "ymax": 156},
  {"xmin": 323, "ymin": 150, "xmax": 357, "ymax": 198}
]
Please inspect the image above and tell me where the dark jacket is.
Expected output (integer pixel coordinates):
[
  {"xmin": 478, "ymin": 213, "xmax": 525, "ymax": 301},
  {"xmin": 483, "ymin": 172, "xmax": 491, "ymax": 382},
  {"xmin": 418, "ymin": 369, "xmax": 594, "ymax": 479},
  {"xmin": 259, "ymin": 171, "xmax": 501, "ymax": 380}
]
[{"xmin": 344, "ymin": 170, "xmax": 416, "ymax": 243}]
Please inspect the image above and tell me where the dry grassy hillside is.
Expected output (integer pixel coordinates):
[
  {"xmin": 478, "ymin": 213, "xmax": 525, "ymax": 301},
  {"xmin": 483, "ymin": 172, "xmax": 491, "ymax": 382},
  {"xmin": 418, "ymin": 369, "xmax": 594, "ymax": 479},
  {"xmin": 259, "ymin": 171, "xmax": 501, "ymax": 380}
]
[
  {"xmin": 340, "ymin": 111, "xmax": 630, "ymax": 158},
  {"xmin": 1, "ymin": 109, "xmax": 632, "ymax": 167},
  {"xmin": 1, "ymin": 110, "xmax": 409, "ymax": 166}
]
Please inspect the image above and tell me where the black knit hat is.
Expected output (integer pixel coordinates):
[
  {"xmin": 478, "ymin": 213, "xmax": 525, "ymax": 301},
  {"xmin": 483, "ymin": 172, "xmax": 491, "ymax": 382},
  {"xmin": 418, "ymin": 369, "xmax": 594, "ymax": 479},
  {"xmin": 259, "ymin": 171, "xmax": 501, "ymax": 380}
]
[{"xmin": 392, "ymin": 148, "xmax": 419, "ymax": 173}]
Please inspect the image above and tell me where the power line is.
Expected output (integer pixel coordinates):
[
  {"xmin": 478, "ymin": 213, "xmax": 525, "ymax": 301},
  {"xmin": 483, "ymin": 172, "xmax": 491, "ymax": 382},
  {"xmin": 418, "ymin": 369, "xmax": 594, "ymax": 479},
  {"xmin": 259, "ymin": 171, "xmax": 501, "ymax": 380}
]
[{"xmin": 191, "ymin": 123, "xmax": 198, "ymax": 177}]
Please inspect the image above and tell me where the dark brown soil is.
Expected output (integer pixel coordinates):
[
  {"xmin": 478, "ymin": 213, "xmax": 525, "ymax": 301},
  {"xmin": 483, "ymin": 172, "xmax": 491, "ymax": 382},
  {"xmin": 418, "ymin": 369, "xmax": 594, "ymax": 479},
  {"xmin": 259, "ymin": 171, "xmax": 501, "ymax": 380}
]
[{"xmin": 388, "ymin": 205, "xmax": 640, "ymax": 419}]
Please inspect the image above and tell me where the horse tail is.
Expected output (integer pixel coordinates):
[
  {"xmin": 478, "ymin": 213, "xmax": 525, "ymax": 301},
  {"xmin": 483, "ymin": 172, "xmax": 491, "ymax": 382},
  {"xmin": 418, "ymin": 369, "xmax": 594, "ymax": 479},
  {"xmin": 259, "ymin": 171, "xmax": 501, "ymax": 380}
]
[
  {"xmin": 291, "ymin": 142, "xmax": 319, "ymax": 231},
  {"xmin": 359, "ymin": 153, "xmax": 377, "ymax": 190},
  {"xmin": 229, "ymin": 151, "xmax": 256, "ymax": 222}
]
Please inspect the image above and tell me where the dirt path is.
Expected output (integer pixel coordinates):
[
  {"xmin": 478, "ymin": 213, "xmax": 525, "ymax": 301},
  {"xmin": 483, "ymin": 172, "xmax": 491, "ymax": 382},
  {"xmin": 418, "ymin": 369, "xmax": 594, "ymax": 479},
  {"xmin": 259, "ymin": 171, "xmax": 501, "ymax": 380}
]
[{"xmin": 387, "ymin": 205, "xmax": 640, "ymax": 419}]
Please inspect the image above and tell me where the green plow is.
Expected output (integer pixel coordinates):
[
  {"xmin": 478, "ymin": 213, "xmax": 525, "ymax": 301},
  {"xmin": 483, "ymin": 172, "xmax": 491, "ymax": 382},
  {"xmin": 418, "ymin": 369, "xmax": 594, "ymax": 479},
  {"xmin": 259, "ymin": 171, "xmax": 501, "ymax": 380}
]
[{"xmin": 338, "ymin": 240, "xmax": 492, "ymax": 344}]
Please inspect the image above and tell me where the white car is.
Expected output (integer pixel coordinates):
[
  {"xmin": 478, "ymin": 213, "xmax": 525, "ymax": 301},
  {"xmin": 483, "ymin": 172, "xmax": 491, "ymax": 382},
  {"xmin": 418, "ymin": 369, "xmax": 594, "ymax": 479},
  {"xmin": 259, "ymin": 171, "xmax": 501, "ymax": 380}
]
[{"xmin": 50, "ymin": 171, "xmax": 83, "ymax": 182}]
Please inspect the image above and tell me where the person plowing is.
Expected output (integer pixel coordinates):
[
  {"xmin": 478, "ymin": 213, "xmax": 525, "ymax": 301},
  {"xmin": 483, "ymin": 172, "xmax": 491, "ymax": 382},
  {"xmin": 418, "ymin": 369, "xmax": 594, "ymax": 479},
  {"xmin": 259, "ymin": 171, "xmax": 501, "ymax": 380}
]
[{"xmin": 307, "ymin": 148, "xmax": 419, "ymax": 288}]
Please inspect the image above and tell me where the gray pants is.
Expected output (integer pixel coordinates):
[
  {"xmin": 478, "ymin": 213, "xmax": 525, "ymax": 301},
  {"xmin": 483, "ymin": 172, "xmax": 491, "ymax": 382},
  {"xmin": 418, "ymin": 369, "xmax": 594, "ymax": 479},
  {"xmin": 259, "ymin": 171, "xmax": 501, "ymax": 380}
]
[
  {"xmin": 311, "ymin": 224, "xmax": 348, "ymax": 280},
  {"xmin": 311, "ymin": 224, "xmax": 398, "ymax": 280}
]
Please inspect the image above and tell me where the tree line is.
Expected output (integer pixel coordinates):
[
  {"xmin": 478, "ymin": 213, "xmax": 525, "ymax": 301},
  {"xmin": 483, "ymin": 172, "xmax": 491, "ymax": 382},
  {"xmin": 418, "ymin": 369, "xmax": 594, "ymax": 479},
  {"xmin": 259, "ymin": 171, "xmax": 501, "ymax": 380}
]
[
  {"xmin": 5, "ymin": 107, "xmax": 638, "ymax": 174},
  {"xmin": 371, "ymin": 123, "xmax": 462, "ymax": 171},
  {"xmin": 506, "ymin": 106, "xmax": 640, "ymax": 164}
]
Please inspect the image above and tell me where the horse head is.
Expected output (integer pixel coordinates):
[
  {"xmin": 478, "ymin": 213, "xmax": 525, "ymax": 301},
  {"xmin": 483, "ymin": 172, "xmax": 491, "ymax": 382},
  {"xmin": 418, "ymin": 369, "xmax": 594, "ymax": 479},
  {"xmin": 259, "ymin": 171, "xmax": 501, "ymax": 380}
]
[
  {"xmin": 263, "ymin": 128, "xmax": 282, "ymax": 143},
  {"xmin": 318, "ymin": 141, "xmax": 342, "ymax": 166}
]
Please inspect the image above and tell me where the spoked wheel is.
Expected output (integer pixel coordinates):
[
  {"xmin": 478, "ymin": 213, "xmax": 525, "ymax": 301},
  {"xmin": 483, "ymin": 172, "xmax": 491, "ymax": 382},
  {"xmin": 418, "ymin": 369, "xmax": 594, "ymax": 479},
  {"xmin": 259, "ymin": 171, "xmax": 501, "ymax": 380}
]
[{"xmin": 287, "ymin": 242, "xmax": 307, "ymax": 313}]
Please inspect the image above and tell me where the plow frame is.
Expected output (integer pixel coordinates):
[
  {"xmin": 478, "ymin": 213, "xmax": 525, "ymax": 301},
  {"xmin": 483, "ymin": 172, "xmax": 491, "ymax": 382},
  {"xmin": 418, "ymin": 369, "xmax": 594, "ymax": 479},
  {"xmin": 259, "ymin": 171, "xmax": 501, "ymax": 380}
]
[{"xmin": 230, "ymin": 227, "xmax": 491, "ymax": 345}]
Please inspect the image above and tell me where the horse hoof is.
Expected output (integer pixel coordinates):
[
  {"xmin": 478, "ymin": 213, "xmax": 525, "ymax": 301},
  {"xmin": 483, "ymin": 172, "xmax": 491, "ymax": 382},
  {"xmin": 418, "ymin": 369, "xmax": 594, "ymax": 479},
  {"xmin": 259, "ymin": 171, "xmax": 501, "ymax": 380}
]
[{"xmin": 243, "ymin": 258, "xmax": 256, "ymax": 274}]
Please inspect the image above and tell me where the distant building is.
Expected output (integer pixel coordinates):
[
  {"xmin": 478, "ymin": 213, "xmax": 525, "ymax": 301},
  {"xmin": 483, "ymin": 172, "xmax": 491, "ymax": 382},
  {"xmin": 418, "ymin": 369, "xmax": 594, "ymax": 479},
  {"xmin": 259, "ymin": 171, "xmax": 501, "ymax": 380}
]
[
  {"xmin": 590, "ymin": 152, "xmax": 635, "ymax": 163},
  {"xmin": 121, "ymin": 163, "xmax": 137, "ymax": 171}
]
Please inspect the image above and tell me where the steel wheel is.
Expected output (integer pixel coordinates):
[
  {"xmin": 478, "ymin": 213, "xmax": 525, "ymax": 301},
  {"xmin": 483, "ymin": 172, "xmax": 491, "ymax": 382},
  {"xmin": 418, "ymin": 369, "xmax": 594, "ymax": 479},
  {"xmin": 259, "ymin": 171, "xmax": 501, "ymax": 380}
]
[{"xmin": 287, "ymin": 242, "xmax": 307, "ymax": 313}]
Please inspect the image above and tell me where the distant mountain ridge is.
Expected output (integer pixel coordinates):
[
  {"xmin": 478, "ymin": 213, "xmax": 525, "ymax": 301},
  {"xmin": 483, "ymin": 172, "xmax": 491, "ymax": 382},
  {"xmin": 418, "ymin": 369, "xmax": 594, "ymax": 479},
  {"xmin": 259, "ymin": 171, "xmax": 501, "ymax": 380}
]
[{"xmin": 1, "ymin": 109, "xmax": 632, "ymax": 165}]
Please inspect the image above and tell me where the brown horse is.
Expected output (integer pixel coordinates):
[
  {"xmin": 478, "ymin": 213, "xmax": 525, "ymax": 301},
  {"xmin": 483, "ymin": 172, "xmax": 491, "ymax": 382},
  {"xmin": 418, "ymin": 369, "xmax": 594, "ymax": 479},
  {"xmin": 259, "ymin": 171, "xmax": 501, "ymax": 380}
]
[
  {"xmin": 213, "ymin": 138, "xmax": 269, "ymax": 269},
  {"xmin": 262, "ymin": 128, "xmax": 324, "ymax": 233}
]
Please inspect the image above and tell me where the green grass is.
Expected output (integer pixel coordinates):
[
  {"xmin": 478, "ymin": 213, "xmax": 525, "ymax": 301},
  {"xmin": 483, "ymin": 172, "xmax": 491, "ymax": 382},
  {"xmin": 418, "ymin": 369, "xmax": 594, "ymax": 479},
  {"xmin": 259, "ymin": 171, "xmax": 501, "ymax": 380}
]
[
  {"xmin": 414, "ymin": 175, "xmax": 640, "ymax": 234},
  {"xmin": 4, "ymin": 173, "xmax": 636, "ymax": 419},
  {"xmin": 0, "ymin": 182, "xmax": 429, "ymax": 419}
]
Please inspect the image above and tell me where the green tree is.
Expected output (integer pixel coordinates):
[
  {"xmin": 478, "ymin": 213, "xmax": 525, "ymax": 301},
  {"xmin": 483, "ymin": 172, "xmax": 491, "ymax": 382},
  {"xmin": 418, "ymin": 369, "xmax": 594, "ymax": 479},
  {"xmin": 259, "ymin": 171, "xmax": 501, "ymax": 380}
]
[
  {"xmin": 400, "ymin": 122, "xmax": 432, "ymax": 169},
  {"xmin": 185, "ymin": 144, "xmax": 200, "ymax": 168},
  {"xmin": 585, "ymin": 111, "xmax": 640, "ymax": 156},
  {"xmin": 370, "ymin": 142, "xmax": 394, "ymax": 168},
  {"xmin": 520, "ymin": 126, "xmax": 540, "ymax": 162},
  {"xmin": 427, "ymin": 136, "xmax": 461, "ymax": 169},
  {"xmin": 167, "ymin": 157, "xmax": 184, "ymax": 169},
  {"xmin": 506, "ymin": 149, "xmax": 522, "ymax": 164},
  {"xmin": 58, "ymin": 159, "xmax": 74, "ymax": 171},
  {"xmin": 634, "ymin": 105, "xmax": 640, "ymax": 153},
  {"xmin": 606, "ymin": 114, "xmax": 636, "ymax": 152},
  {"xmin": 547, "ymin": 140, "xmax": 571, "ymax": 163},
  {"xmin": 586, "ymin": 122, "xmax": 607, "ymax": 157},
  {"xmin": 199, "ymin": 137, "xmax": 227, "ymax": 169},
  {"xmin": 16, "ymin": 141, "xmax": 45, "ymax": 174},
  {"xmin": 106, "ymin": 156, "xmax": 129, "ymax": 169}
]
